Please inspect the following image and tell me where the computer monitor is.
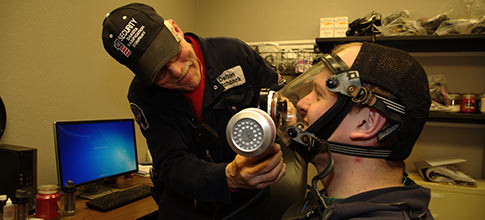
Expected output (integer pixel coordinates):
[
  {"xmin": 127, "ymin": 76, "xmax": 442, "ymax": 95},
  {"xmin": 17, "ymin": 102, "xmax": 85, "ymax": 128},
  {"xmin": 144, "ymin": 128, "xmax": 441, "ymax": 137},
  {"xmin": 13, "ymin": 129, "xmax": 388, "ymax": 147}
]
[{"xmin": 54, "ymin": 118, "xmax": 139, "ymax": 198}]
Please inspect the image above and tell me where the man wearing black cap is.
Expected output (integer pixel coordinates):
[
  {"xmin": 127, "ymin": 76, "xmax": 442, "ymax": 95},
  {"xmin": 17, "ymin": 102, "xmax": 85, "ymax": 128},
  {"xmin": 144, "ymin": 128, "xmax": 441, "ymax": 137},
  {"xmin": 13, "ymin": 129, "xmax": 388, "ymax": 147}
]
[
  {"xmin": 102, "ymin": 3, "xmax": 289, "ymax": 220},
  {"xmin": 281, "ymin": 42, "xmax": 434, "ymax": 220}
]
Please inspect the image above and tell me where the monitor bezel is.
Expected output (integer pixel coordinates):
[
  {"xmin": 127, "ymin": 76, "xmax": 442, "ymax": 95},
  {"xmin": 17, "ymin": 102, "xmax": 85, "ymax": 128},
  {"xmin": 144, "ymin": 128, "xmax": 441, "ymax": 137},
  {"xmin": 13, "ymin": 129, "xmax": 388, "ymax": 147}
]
[{"xmin": 54, "ymin": 118, "xmax": 139, "ymax": 188}]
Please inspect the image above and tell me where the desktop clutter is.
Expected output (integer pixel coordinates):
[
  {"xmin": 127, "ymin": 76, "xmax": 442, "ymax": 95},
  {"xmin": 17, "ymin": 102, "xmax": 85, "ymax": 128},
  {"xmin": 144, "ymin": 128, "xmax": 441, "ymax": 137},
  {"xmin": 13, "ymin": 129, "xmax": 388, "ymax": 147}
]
[
  {"xmin": 1, "ymin": 181, "xmax": 76, "ymax": 220},
  {"xmin": 1, "ymin": 119, "xmax": 152, "ymax": 219},
  {"xmin": 0, "ymin": 144, "xmax": 76, "ymax": 220},
  {"xmin": 0, "ymin": 100, "xmax": 150, "ymax": 219}
]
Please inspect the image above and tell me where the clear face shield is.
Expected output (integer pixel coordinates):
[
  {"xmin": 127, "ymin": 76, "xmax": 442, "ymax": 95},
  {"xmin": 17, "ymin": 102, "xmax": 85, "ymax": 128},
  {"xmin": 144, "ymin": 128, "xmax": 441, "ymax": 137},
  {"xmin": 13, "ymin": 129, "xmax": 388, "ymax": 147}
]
[
  {"xmin": 263, "ymin": 61, "xmax": 325, "ymax": 144},
  {"xmin": 226, "ymin": 61, "xmax": 327, "ymax": 157},
  {"xmin": 226, "ymin": 51, "xmax": 404, "ymax": 162}
]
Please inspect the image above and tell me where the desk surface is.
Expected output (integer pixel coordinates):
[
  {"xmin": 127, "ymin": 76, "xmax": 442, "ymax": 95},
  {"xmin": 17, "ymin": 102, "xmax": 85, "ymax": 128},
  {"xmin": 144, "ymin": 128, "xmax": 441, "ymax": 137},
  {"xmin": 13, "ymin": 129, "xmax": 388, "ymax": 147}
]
[{"xmin": 61, "ymin": 175, "xmax": 158, "ymax": 220}]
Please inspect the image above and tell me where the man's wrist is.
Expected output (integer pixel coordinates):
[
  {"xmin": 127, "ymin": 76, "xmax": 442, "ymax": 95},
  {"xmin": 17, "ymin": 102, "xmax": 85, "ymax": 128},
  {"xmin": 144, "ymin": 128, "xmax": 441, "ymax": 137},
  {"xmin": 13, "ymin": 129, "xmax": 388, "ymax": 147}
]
[{"xmin": 227, "ymin": 182, "xmax": 238, "ymax": 192}]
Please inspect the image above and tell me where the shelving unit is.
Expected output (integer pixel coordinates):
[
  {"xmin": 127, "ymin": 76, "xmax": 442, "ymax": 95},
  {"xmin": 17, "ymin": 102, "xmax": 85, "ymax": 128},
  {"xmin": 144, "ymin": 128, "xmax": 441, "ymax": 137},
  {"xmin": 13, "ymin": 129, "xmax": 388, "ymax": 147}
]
[
  {"xmin": 428, "ymin": 112, "xmax": 485, "ymax": 124},
  {"xmin": 315, "ymin": 34, "xmax": 485, "ymax": 125},
  {"xmin": 315, "ymin": 34, "xmax": 485, "ymax": 53},
  {"xmin": 408, "ymin": 172, "xmax": 484, "ymax": 219}
]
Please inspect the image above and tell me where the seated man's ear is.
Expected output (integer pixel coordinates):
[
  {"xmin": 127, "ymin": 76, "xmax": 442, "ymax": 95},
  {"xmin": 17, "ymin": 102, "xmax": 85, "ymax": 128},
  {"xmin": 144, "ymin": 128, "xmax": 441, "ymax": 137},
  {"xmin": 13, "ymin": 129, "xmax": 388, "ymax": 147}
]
[{"xmin": 350, "ymin": 108, "xmax": 387, "ymax": 140}]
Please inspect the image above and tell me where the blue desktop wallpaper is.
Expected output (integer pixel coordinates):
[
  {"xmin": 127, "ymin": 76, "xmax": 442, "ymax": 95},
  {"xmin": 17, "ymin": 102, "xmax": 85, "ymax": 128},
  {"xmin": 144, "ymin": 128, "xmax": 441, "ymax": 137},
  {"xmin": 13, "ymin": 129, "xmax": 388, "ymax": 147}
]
[{"xmin": 56, "ymin": 120, "xmax": 137, "ymax": 186}]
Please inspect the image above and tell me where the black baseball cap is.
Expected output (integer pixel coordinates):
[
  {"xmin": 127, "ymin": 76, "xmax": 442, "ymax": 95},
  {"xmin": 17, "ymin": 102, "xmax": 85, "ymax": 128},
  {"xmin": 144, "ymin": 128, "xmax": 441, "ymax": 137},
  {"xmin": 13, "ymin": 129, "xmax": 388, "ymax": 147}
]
[
  {"xmin": 351, "ymin": 42, "xmax": 431, "ymax": 160},
  {"xmin": 102, "ymin": 3, "xmax": 180, "ymax": 85}
]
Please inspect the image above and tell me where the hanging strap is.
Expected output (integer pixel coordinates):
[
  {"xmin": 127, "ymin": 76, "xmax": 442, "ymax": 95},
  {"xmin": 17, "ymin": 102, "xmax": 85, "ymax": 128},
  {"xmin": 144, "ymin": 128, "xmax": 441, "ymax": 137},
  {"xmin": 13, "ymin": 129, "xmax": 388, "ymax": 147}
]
[{"xmin": 185, "ymin": 117, "xmax": 219, "ymax": 162}]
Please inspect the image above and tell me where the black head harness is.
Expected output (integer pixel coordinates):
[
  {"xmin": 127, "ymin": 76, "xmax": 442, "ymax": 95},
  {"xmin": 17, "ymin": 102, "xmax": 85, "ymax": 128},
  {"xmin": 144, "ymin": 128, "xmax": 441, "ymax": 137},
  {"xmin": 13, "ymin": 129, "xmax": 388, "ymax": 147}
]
[{"xmin": 289, "ymin": 52, "xmax": 405, "ymax": 162}]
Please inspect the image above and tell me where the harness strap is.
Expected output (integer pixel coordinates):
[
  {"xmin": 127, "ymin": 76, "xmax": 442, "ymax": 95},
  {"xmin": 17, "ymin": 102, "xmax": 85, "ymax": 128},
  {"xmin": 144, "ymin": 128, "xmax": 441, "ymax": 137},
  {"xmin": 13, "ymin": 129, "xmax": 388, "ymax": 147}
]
[{"xmin": 328, "ymin": 141, "xmax": 392, "ymax": 158}]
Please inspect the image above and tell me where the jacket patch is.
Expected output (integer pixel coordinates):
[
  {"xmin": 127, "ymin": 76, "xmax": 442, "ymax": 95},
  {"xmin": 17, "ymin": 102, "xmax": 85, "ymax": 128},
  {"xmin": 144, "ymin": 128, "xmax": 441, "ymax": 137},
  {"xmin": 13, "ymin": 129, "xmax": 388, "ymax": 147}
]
[
  {"xmin": 217, "ymin": 65, "xmax": 246, "ymax": 91},
  {"xmin": 130, "ymin": 103, "xmax": 149, "ymax": 131}
]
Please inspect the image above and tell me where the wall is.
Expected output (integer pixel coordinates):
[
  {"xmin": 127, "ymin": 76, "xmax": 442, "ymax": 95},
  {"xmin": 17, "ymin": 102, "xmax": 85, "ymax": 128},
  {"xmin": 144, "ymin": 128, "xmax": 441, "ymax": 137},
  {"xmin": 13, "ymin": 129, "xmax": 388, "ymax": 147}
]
[
  {"xmin": 195, "ymin": 0, "xmax": 459, "ymax": 42},
  {"xmin": 1, "ymin": 0, "xmax": 483, "ymax": 187},
  {"xmin": 0, "ymin": 0, "xmax": 198, "ymax": 185}
]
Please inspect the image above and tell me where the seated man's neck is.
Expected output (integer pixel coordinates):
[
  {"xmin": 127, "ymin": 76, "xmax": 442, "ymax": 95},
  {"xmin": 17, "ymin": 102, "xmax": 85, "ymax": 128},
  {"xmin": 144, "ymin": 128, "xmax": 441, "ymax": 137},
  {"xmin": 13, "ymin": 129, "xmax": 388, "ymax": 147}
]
[{"xmin": 318, "ymin": 154, "xmax": 403, "ymax": 199}]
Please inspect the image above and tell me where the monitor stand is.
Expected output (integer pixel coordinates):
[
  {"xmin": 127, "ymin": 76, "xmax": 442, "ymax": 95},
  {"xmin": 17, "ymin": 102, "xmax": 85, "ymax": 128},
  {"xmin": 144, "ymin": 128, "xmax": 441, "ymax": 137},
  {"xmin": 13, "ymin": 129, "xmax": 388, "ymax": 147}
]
[
  {"xmin": 77, "ymin": 175, "xmax": 136, "ymax": 200},
  {"xmin": 77, "ymin": 183, "xmax": 120, "ymax": 200},
  {"xmin": 104, "ymin": 174, "xmax": 136, "ymax": 189}
]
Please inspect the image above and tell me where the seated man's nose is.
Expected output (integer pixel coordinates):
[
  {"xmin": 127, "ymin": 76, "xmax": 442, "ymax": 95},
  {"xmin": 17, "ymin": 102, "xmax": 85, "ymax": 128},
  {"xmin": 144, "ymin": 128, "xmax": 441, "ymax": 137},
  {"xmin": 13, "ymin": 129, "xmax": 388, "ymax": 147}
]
[{"xmin": 296, "ymin": 101, "xmax": 305, "ymax": 111}]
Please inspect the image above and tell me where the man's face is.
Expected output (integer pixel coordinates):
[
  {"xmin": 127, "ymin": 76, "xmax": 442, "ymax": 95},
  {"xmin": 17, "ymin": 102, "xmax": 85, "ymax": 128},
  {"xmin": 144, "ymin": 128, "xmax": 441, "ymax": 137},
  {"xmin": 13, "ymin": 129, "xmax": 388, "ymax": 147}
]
[
  {"xmin": 295, "ymin": 46, "xmax": 363, "ymax": 177},
  {"xmin": 153, "ymin": 39, "xmax": 201, "ymax": 91},
  {"xmin": 295, "ymin": 69, "xmax": 337, "ymax": 167},
  {"xmin": 296, "ymin": 69, "xmax": 338, "ymax": 128},
  {"xmin": 296, "ymin": 46, "xmax": 361, "ymax": 140}
]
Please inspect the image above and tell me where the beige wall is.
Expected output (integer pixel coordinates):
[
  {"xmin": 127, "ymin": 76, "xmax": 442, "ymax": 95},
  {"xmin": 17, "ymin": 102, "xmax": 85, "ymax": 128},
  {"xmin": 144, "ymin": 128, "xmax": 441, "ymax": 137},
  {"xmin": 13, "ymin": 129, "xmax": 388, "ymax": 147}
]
[
  {"xmin": 195, "ymin": 0, "xmax": 454, "ymax": 42},
  {"xmin": 0, "ymin": 0, "xmax": 198, "ymax": 185},
  {"xmin": 1, "ymin": 0, "xmax": 483, "ymax": 187}
]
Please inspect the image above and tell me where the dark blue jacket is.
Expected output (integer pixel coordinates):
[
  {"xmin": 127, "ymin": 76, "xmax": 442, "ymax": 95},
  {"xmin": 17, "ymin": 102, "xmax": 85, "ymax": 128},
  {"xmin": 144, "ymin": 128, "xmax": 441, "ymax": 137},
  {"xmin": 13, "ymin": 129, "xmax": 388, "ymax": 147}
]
[
  {"xmin": 283, "ymin": 178, "xmax": 434, "ymax": 220},
  {"xmin": 128, "ymin": 33, "xmax": 278, "ymax": 219}
]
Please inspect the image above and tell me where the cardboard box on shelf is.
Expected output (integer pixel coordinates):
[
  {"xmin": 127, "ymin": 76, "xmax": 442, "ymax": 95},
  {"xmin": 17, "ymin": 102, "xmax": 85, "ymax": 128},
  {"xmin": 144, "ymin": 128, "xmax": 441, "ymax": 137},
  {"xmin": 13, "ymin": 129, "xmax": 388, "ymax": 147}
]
[
  {"xmin": 320, "ymin": 17, "xmax": 349, "ymax": 38},
  {"xmin": 320, "ymin": 17, "xmax": 334, "ymax": 38},
  {"xmin": 334, "ymin": 16, "xmax": 348, "ymax": 37}
]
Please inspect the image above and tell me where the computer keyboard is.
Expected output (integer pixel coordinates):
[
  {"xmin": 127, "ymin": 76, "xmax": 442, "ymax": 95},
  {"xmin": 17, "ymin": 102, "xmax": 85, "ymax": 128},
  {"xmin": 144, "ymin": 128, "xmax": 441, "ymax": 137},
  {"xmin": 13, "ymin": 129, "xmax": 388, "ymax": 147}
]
[{"xmin": 86, "ymin": 184, "xmax": 153, "ymax": 212}]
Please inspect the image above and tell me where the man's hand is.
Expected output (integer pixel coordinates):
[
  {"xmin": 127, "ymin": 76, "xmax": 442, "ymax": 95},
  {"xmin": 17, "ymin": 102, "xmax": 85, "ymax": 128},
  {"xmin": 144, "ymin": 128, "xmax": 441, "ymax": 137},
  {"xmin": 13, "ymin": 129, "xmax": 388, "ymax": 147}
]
[{"xmin": 225, "ymin": 143, "xmax": 286, "ymax": 190}]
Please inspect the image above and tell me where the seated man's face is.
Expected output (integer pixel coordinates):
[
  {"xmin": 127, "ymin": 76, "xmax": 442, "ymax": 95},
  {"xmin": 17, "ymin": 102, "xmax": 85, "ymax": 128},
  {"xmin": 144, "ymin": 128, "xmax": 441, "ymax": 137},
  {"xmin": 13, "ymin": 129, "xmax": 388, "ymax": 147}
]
[
  {"xmin": 296, "ymin": 69, "xmax": 338, "ymax": 128},
  {"xmin": 153, "ymin": 39, "xmax": 201, "ymax": 91}
]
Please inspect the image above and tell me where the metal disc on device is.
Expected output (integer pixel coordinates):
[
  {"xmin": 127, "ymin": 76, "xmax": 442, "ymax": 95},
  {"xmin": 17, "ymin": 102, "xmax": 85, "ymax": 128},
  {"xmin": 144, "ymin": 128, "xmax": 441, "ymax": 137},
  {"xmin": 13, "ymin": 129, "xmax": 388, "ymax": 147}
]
[{"xmin": 226, "ymin": 108, "xmax": 276, "ymax": 157}]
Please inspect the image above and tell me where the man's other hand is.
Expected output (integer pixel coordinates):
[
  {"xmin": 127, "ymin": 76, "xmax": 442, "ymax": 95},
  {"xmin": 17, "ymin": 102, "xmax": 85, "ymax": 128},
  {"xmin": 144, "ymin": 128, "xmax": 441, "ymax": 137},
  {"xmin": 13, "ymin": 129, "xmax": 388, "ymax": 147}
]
[{"xmin": 225, "ymin": 143, "xmax": 286, "ymax": 190}]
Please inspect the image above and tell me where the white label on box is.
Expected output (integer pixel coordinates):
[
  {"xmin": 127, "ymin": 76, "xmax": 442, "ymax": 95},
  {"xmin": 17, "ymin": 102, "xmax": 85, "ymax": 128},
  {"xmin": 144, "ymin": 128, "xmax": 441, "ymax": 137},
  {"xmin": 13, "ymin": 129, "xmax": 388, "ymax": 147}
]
[
  {"xmin": 320, "ymin": 29, "xmax": 333, "ymax": 38},
  {"xmin": 320, "ymin": 17, "xmax": 335, "ymax": 29},
  {"xmin": 320, "ymin": 17, "xmax": 334, "ymax": 38},
  {"xmin": 334, "ymin": 29, "xmax": 347, "ymax": 37},
  {"xmin": 334, "ymin": 16, "xmax": 349, "ymax": 29}
]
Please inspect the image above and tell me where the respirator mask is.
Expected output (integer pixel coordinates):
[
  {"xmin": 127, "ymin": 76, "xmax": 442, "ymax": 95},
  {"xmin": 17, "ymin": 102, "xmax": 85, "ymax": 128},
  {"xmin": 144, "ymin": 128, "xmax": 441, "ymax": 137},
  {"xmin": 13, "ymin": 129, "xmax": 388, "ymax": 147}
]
[
  {"xmin": 225, "ymin": 54, "xmax": 354, "ymax": 217},
  {"xmin": 226, "ymin": 52, "xmax": 403, "ymax": 161},
  {"xmin": 225, "ymin": 61, "xmax": 321, "ymax": 157}
]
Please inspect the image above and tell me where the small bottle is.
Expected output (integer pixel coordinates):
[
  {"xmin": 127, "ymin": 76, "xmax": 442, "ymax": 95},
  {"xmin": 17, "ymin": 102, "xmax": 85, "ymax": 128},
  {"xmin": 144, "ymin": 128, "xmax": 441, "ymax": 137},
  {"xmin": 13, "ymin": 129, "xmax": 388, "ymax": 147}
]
[
  {"xmin": 3, "ymin": 198, "xmax": 14, "ymax": 220},
  {"xmin": 479, "ymin": 93, "xmax": 485, "ymax": 114},
  {"xmin": 460, "ymin": 94, "xmax": 477, "ymax": 113},
  {"xmin": 0, "ymin": 194, "xmax": 7, "ymax": 214},
  {"xmin": 63, "ymin": 180, "xmax": 76, "ymax": 215},
  {"xmin": 14, "ymin": 189, "xmax": 29, "ymax": 220},
  {"xmin": 448, "ymin": 93, "xmax": 461, "ymax": 113}
]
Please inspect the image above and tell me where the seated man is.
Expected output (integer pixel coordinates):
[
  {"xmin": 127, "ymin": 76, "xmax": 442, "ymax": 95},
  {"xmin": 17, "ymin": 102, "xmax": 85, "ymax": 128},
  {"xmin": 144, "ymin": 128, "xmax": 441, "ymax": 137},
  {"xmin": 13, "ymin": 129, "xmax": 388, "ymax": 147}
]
[{"xmin": 280, "ymin": 42, "xmax": 434, "ymax": 220}]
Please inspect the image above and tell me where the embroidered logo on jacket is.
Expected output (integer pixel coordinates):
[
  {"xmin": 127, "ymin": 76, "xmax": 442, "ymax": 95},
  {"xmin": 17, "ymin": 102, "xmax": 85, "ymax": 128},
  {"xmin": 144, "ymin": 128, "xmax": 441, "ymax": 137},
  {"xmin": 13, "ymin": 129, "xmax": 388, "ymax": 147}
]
[
  {"xmin": 130, "ymin": 103, "xmax": 149, "ymax": 131},
  {"xmin": 217, "ymin": 65, "xmax": 246, "ymax": 91}
]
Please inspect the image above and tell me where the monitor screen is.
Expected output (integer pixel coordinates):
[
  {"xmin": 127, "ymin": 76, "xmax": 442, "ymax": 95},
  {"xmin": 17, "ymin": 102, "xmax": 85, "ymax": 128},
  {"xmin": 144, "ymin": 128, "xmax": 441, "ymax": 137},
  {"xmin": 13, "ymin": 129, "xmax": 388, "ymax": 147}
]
[{"xmin": 54, "ymin": 119, "xmax": 138, "ymax": 188}]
